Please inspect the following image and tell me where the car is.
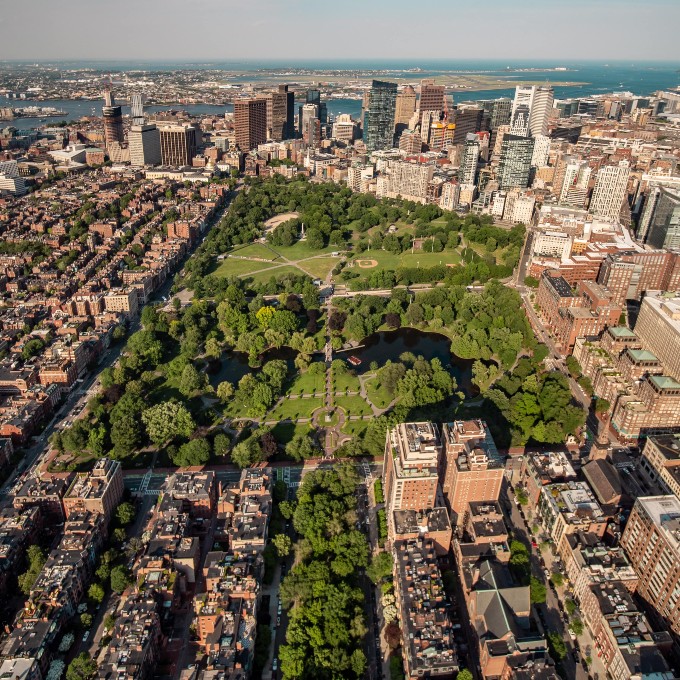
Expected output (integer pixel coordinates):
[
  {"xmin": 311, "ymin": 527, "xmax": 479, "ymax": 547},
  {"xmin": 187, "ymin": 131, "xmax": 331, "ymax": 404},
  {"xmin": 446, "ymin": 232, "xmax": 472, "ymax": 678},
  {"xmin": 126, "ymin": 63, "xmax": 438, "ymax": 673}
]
[
  {"xmin": 272, "ymin": 659, "xmax": 278, "ymax": 671},
  {"xmin": 277, "ymin": 616, "xmax": 281, "ymax": 626},
  {"xmin": 531, "ymin": 539, "xmax": 538, "ymax": 548},
  {"xmin": 572, "ymin": 649, "xmax": 580, "ymax": 663},
  {"xmin": 277, "ymin": 604, "xmax": 282, "ymax": 615},
  {"xmin": 82, "ymin": 631, "xmax": 90, "ymax": 642},
  {"xmin": 544, "ymin": 569, "xmax": 550, "ymax": 579}
]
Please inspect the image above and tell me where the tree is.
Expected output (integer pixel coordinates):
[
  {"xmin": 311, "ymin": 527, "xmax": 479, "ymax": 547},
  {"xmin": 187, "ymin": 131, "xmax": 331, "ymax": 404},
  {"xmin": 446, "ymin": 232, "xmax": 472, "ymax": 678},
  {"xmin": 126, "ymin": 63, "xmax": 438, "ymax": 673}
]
[
  {"xmin": 179, "ymin": 363, "xmax": 206, "ymax": 397},
  {"xmin": 458, "ymin": 670, "xmax": 474, "ymax": 680},
  {"xmin": 66, "ymin": 654, "xmax": 97, "ymax": 680},
  {"xmin": 565, "ymin": 599, "xmax": 577, "ymax": 616},
  {"xmin": 570, "ymin": 618, "xmax": 584, "ymax": 636},
  {"xmin": 47, "ymin": 660, "xmax": 66, "ymax": 680},
  {"xmin": 594, "ymin": 397, "xmax": 611, "ymax": 415},
  {"xmin": 116, "ymin": 501, "xmax": 135, "ymax": 526},
  {"xmin": 530, "ymin": 576, "xmax": 547, "ymax": 604},
  {"xmin": 285, "ymin": 432, "xmax": 319, "ymax": 461},
  {"xmin": 213, "ymin": 433, "xmax": 230, "ymax": 457},
  {"xmin": 231, "ymin": 437, "xmax": 262, "ymax": 468},
  {"xmin": 217, "ymin": 381, "xmax": 234, "ymax": 403},
  {"xmin": 547, "ymin": 632, "xmax": 567, "ymax": 661},
  {"xmin": 550, "ymin": 571, "xmax": 564, "ymax": 587},
  {"xmin": 367, "ymin": 551, "xmax": 393, "ymax": 584},
  {"xmin": 172, "ymin": 439, "xmax": 211, "ymax": 467},
  {"xmin": 80, "ymin": 612, "xmax": 93, "ymax": 629},
  {"xmin": 142, "ymin": 400, "xmax": 195, "ymax": 446},
  {"xmin": 19, "ymin": 545, "xmax": 46, "ymax": 595},
  {"xmin": 272, "ymin": 533, "xmax": 292, "ymax": 557},
  {"xmin": 110, "ymin": 413, "xmax": 142, "ymax": 457},
  {"xmin": 110, "ymin": 565, "xmax": 132, "ymax": 594}
]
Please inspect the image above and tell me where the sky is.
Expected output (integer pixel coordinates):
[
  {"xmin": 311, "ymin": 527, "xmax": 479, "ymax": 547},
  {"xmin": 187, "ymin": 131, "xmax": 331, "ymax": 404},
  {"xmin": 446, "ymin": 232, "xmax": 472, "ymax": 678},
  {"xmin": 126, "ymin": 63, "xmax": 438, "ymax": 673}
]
[{"xmin": 1, "ymin": 0, "xmax": 679, "ymax": 62}]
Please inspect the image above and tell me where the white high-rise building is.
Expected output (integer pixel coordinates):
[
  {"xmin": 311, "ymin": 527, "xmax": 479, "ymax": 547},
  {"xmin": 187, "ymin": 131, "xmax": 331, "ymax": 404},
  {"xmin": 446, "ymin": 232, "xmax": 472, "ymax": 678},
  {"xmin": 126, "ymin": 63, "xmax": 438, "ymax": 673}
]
[
  {"xmin": 129, "ymin": 124, "xmax": 161, "ymax": 166},
  {"xmin": 459, "ymin": 134, "xmax": 480, "ymax": 185},
  {"xmin": 0, "ymin": 160, "xmax": 26, "ymax": 196},
  {"xmin": 559, "ymin": 161, "xmax": 592, "ymax": 208},
  {"xmin": 589, "ymin": 161, "xmax": 630, "ymax": 220},
  {"xmin": 531, "ymin": 135, "xmax": 551, "ymax": 167},
  {"xmin": 511, "ymin": 85, "xmax": 554, "ymax": 137},
  {"xmin": 439, "ymin": 182, "xmax": 460, "ymax": 211},
  {"xmin": 383, "ymin": 159, "xmax": 434, "ymax": 203}
]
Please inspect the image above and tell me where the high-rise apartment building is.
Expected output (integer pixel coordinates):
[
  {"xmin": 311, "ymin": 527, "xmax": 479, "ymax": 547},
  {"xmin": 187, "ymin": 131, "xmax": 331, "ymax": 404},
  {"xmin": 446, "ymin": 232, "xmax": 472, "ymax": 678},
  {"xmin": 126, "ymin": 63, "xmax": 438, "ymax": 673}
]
[
  {"xmin": 398, "ymin": 129, "xmax": 422, "ymax": 154},
  {"xmin": 530, "ymin": 134, "xmax": 551, "ymax": 167},
  {"xmin": 102, "ymin": 94, "xmax": 124, "ymax": 151},
  {"xmin": 383, "ymin": 422, "xmax": 441, "ymax": 535},
  {"xmin": 620, "ymin": 495, "xmax": 680, "ymax": 640},
  {"xmin": 477, "ymin": 98, "xmax": 512, "ymax": 129},
  {"xmin": 129, "ymin": 124, "xmax": 161, "ymax": 166},
  {"xmin": 589, "ymin": 161, "xmax": 630, "ymax": 220},
  {"xmin": 158, "ymin": 123, "xmax": 199, "ymax": 166},
  {"xmin": 439, "ymin": 420, "xmax": 504, "ymax": 525},
  {"xmin": 130, "ymin": 93, "xmax": 145, "ymax": 125},
  {"xmin": 459, "ymin": 134, "xmax": 480, "ymax": 185},
  {"xmin": 559, "ymin": 160, "xmax": 592, "ymax": 208},
  {"xmin": 234, "ymin": 98, "xmax": 267, "ymax": 152},
  {"xmin": 394, "ymin": 85, "xmax": 417, "ymax": 138},
  {"xmin": 380, "ymin": 159, "xmax": 434, "ymax": 203},
  {"xmin": 266, "ymin": 85, "xmax": 295, "ymax": 141},
  {"xmin": 418, "ymin": 79, "xmax": 445, "ymax": 125},
  {"xmin": 301, "ymin": 103, "xmax": 320, "ymax": 147},
  {"xmin": 363, "ymin": 80, "xmax": 398, "ymax": 152},
  {"xmin": 511, "ymin": 85, "xmax": 554, "ymax": 137},
  {"xmin": 497, "ymin": 135, "xmax": 535, "ymax": 190},
  {"xmin": 641, "ymin": 188, "xmax": 680, "ymax": 250},
  {"xmin": 634, "ymin": 292, "xmax": 680, "ymax": 382},
  {"xmin": 451, "ymin": 107, "xmax": 484, "ymax": 145}
]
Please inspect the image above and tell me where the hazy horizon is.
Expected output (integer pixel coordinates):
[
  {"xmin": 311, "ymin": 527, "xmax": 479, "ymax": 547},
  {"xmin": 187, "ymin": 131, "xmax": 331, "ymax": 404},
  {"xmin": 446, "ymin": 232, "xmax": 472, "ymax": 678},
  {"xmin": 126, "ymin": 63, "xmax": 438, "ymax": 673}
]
[{"xmin": 1, "ymin": 0, "xmax": 679, "ymax": 62}]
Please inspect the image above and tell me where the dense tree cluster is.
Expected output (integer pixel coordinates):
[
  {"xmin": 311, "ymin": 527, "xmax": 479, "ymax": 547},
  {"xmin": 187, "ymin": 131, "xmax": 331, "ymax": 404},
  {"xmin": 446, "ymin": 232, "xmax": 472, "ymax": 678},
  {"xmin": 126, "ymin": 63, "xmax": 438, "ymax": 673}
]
[{"xmin": 278, "ymin": 465, "xmax": 369, "ymax": 680}]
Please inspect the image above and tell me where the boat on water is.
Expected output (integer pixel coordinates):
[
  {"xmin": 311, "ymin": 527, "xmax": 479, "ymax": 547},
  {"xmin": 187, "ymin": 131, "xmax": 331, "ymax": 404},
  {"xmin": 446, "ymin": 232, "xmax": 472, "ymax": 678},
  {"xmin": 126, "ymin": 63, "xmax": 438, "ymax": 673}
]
[{"xmin": 347, "ymin": 356, "xmax": 362, "ymax": 367}]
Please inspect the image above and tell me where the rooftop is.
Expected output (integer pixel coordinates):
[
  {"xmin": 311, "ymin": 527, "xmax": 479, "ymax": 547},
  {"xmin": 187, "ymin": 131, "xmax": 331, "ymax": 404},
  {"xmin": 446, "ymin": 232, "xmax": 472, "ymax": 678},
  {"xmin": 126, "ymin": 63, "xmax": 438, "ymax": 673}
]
[{"xmin": 393, "ymin": 507, "xmax": 451, "ymax": 537}]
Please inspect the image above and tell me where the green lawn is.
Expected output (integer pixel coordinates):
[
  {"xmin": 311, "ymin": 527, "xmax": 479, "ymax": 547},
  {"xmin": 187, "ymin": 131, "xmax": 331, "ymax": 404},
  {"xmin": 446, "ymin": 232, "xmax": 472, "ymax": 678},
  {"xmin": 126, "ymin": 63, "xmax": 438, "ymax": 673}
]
[
  {"xmin": 271, "ymin": 241, "xmax": 341, "ymax": 260},
  {"xmin": 365, "ymin": 378, "xmax": 393, "ymax": 409},
  {"xmin": 267, "ymin": 396, "xmax": 324, "ymax": 421},
  {"xmin": 332, "ymin": 370, "xmax": 362, "ymax": 393},
  {"xmin": 271, "ymin": 421, "xmax": 315, "ymax": 445},
  {"xmin": 335, "ymin": 395, "xmax": 373, "ymax": 417},
  {"xmin": 286, "ymin": 370, "xmax": 326, "ymax": 396},
  {"xmin": 348, "ymin": 248, "xmax": 461, "ymax": 274},
  {"xmin": 341, "ymin": 420, "xmax": 370, "ymax": 437},
  {"xmin": 213, "ymin": 257, "xmax": 279, "ymax": 278},
  {"xmin": 247, "ymin": 265, "xmax": 307, "ymax": 284},
  {"xmin": 297, "ymin": 256, "xmax": 342, "ymax": 281},
  {"xmin": 230, "ymin": 243, "xmax": 281, "ymax": 261}
]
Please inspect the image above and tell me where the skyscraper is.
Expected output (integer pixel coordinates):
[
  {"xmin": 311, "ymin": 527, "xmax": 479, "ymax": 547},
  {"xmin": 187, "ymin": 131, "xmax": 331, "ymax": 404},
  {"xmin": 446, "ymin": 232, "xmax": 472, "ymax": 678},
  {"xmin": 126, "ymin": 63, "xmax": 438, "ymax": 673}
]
[
  {"xmin": 102, "ymin": 89, "xmax": 124, "ymax": 151},
  {"xmin": 158, "ymin": 123, "xmax": 199, "ymax": 166},
  {"xmin": 394, "ymin": 85, "xmax": 417, "ymax": 138},
  {"xmin": 234, "ymin": 98, "xmax": 267, "ymax": 152},
  {"xmin": 511, "ymin": 85, "xmax": 554, "ymax": 137},
  {"xmin": 497, "ymin": 135, "xmax": 535, "ymax": 189},
  {"xmin": 129, "ymin": 124, "xmax": 161, "ymax": 166},
  {"xmin": 459, "ymin": 134, "xmax": 480, "ymax": 185},
  {"xmin": 301, "ymin": 103, "xmax": 321, "ymax": 148},
  {"xmin": 418, "ymin": 79, "xmax": 445, "ymax": 125},
  {"xmin": 589, "ymin": 161, "xmax": 630, "ymax": 220},
  {"xmin": 643, "ymin": 187, "xmax": 680, "ymax": 250},
  {"xmin": 477, "ymin": 98, "xmax": 512, "ymax": 129},
  {"xmin": 130, "ymin": 93, "xmax": 145, "ymax": 125},
  {"xmin": 559, "ymin": 160, "xmax": 592, "ymax": 208},
  {"xmin": 363, "ymin": 80, "xmax": 398, "ymax": 153},
  {"xmin": 266, "ymin": 84, "xmax": 295, "ymax": 141}
]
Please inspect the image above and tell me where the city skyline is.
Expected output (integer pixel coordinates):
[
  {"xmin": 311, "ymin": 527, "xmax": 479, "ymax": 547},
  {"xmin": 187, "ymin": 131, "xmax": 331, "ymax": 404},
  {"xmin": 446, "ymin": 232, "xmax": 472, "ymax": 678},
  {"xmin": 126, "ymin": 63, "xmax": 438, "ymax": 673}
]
[{"xmin": 1, "ymin": 0, "xmax": 680, "ymax": 61}]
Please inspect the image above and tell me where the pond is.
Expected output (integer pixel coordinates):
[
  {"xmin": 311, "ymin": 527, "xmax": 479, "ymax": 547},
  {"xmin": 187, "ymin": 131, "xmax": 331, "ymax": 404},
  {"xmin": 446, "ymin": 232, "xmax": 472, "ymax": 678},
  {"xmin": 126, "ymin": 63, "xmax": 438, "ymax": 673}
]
[
  {"xmin": 207, "ymin": 346, "xmax": 300, "ymax": 386},
  {"xmin": 347, "ymin": 327, "xmax": 479, "ymax": 398}
]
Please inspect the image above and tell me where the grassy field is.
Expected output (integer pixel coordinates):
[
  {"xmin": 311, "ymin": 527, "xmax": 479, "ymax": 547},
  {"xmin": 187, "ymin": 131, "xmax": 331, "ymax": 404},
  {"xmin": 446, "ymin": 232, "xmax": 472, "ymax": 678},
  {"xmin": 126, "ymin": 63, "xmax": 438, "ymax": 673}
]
[
  {"xmin": 271, "ymin": 421, "xmax": 315, "ymax": 445},
  {"xmin": 230, "ymin": 243, "xmax": 281, "ymax": 261},
  {"xmin": 286, "ymin": 370, "xmax": 326, "ymax": 396},
  {"xmin": 213, "ymin": 258, "xmax": 279, "ymax": 278},
  {"xmin": 365, "ymin": 378, "xmax": 393, "ymax": 409},
  {"xmin": 332, "ymin": 370, "xmax": 362, "ymax": 393},
  {"xmin": 297, "ymin": 256, "xmax": 342, "ymax": 281},
  {"xmin": 247, "ymin": 265, "xmax": 306, "ymax": 284},
  {"xmin": 335, "ymin": 395, "xmax": 373, "ymax": 417},
  {"xmin": 267, "ymin": 396, "xmax": 324, "ymax": 421},
  {"xmin": 341, "ymin": 420, "xmax": 370, "ymax": 437},
  {"xmin": 348, "ymin": 248, "xmax": 461, "ymax": 273},
  {"xmin": 272, "ymin": 241, "xmax": 343, "ymax": 260}
]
